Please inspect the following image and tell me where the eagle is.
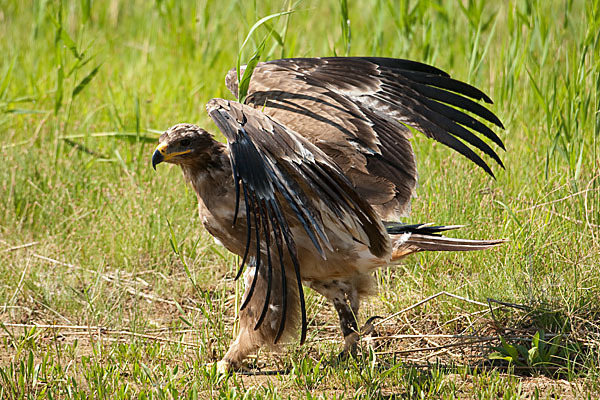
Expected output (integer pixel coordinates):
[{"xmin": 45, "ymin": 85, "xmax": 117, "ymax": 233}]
[{"xmin": 151, "ymin": 57, "xmax": 505, "ymax": 372}]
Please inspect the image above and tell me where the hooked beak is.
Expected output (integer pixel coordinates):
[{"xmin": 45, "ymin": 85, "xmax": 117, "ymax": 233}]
[{"xmin": 152, "ymin": 142, "xmax": 167, "ymax": 170}]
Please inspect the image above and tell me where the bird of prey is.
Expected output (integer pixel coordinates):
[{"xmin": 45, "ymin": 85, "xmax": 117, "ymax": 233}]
[{"xmin": 151, "ymin": 57, "xmax": 505, "ymax": 372}]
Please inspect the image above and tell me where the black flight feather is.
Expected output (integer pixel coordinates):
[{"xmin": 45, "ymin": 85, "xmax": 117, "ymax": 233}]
[
  {"xmin": 254, "ymin": 57, "xmax": 505, "ymax": 178},
  {"xmin": 384, "ymin": 222, "xmax": 463, "ymax": 235},
  {"xmin": 239, "ymin": 193, "xmax": 261, "ymax": 311},
  {"xmin": 208, "ymin": 98, "xmax": 388, "ymax": 345},
  {"xmin": 398, "ymin": 70, "xmax": 494, "ymax": 103},
  {"xmin": 234, "ymin": 182, "xmax": 252, "ymax": 281},
  {"xmin": 254, "ymin": 201, "xmax": 272, "ymax": 330}
]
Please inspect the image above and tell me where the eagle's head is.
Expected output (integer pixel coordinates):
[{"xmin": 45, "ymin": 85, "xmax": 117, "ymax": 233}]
[{"xmin": 151, "ymin": 124, "xmax": 214, "ymax": 169}]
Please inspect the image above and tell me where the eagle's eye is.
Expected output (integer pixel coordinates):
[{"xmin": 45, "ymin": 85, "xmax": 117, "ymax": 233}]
[{"xmin": 180, "ymin": 139, "xmax": 191, "ymax": 147}]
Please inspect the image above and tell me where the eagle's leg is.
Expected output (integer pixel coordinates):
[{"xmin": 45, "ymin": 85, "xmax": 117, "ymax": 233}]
[
  {"xmin": 219, "ymin": 259, "xmax": 300, "ymax": 372},
  {"xmin": 309, "ymin": 275, "xmax": 375, "ymax": 356},
  {"xmin": 332, "ymin": 293, "xmax": 360, "ymax": 355},
  {"xmin": 218, "ymin": 326, "xmax": 259, "ymax": 373}
]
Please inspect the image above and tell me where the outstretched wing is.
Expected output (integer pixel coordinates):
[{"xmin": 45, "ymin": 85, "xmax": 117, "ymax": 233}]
[
  {"xmin": 226, "ymin": 57, "xmax": 504, "ymax": 220},
  {"xmin": 206, "ymin": 98, "xmax": 389, "ymax": 344}
]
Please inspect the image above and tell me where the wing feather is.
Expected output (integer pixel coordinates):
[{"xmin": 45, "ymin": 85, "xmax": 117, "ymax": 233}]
[
  {"xmin": 207, "ymin": 98, "xmax": 389, "ymax": 344},
  {"xmin": 225, "ymin": 57, "xmax": 505, "ymax": 219}
]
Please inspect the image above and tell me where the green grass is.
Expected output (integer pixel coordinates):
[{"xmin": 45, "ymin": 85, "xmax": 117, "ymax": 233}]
[{"xmin": 1, "ymin": 0, "xmax": 599, "ymax": 398}]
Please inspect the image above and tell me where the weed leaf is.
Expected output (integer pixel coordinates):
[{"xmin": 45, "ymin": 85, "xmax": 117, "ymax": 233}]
[
  {"xmin": 236, "ymin": 10, "xmax": 293, "ymax": 102},
  {"xmin": 72, "ymin": 64, "xmax": 102, "ymax": 98}
]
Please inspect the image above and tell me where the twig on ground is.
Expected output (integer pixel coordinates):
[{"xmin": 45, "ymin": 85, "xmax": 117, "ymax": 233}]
[
  {"xmin": 102, "ymin": 332, "xmax": 202, "ymax": 349},
  {"xmin": 517, "ymin": 185, "xmax": 599, "ymax": 213},
  {"xmin": 375, "ymin": 291, "xmax": 487, "ymax": 327},
  {"xmin": 374, "ymin": 337, "xmax": 496, "ymax": 356},
  {"xmin": 402, "ymin": 314, "xmax": 462, "ymax": 360},
  {"xmin": 365, "ymin": 334, "xmax": 502, "ymax": 341},
  {"xmin": 0, "ymin": 305, "xmax": 33, "ymax": 313},
  {"xmin": 438, "ymin": 307, "xmax": 497, "ymax": 332},
  {"xmin": 7, "ymin": 255, "xmax": 32, "ymax": 306},
  {"xmin": 0, "ymin": 323, "xmax": 202, "ymax": 349},
  {"xmin": 29, "ymin": 293, "xmax": 74, "ymax": 324},
  {"xmin": 544, "ymin": 207, "xmax": 600, "ymax": 228},
  {"xmin": 2, "ymin": 241, "xmax": 39, "ymax": 252},
  {"xmin": 32, "ymin": 253, "xmax": 199, "ymax": 311},
  {"xmin": 487, "ymin": 297, "xmax": 532, "ymax": 317}
]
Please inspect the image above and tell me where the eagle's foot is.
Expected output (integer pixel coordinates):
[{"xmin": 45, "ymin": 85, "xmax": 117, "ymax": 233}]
[
  {"xmin": 204, "ymin": 360, "xmax": 234, "ymax": 375},
  {"xmin": 205, "ymin": 359, "xmax": 245, "ymax": 375},
  {"xmin": 359, "ymin": 315, "xmax": 381, "ymax": 337},
  {"xmin": 337, "ymin": 315, "xmax": 381, "ymax": 361},
  {"xmin": 216, "ymin": 360, "xmax": 233, "ymax": 375}
]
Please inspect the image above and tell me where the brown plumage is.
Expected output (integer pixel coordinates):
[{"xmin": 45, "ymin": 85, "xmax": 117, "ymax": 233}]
[{"xmin": 152, "ymin": 57, "xmax": 505, "ymax": 372}]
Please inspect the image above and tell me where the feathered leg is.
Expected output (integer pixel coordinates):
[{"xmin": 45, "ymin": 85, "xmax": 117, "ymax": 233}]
[
  {"xmin": 218, "ymin": 259, "xmax": 300, "ymax": 372},
  {"xmin": 332, "ymin": 294, "xmax": 360, "ymax": 354},
  {"xmin": 308, "ymin": 273, "xmax": 376, "ymax": 356}
]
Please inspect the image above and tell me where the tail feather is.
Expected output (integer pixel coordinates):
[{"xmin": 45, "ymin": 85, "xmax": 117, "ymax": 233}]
[{"xmin": 387, "ymin": 222, "xmax": 506, "ymax": 261}]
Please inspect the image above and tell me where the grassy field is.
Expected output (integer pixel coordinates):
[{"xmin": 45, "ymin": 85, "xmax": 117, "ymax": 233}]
[{"xmin": 1, "ymin": 0, "xmax": 599, "ymax": 398}]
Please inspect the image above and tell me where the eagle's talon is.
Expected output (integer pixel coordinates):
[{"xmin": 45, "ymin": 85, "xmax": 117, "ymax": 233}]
[
  {"xmin": 338, "ymin": 316, "xmax": 382, "ymax": 360},
  {"xmin": 361, "ymin": 316, "xmax": 382, "ymax": 337},
  {"xmin": 216, "ymin": 360, "xmax": 232, "ymax": 375},
  {"xmin": 336, "ymin": 349, "xmax": 352, "ymax": 363},
  {"xmin": 205, "ymin": 360, "xmax": 235, "ymax": 375}
]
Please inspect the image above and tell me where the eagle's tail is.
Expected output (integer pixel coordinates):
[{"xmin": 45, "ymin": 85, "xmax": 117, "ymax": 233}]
[{"xmin": 385, "ymin": 222, "xmax": 505, "ymax": 261}]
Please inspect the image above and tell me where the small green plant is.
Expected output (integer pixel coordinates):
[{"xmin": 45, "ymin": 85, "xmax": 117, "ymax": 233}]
[
  {"xmin": 50, "ymin": 1, "xmax": 102, "ymax": 126},
  {"xmin": 291, "ymin": 355, "xmax": 324, "ymax": 390},
  {"xmin": 489, "ymin": 330, "xmax": 572, "ymax": 375}
]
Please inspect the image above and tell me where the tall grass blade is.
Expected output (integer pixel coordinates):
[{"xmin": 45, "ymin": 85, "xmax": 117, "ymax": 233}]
[
  {"xmin": 72, "ymin": 64, "xmax": 102, "ymax": 98},
  {"xmin": 33, "ymin": 0, "xmax": 49, "ymax": 39},
  {"xmin": 339, "ymin": 0, "xmax": 351, "ymax": 55},
  {"xmin": 236, "ymin": 10, "xmax": 294, "ymax": 102},
  {"xmin": 238, "ymin": 41, "xmax": 267, "ymax": 104},
  {"xmin": 106, "ymin": 83, "xmax": 125, "ymax": 130},
  {"xmin": 494, "ymin": 200, "xmax": 523, "ymax": 229},
  {"xmin": 54, "ymin": 48, "xmax": 64, "ymax": 116},
  {"xmin": 0, "ymin": 57, "xmax": 16, "ymax": 100},
  {"xmin": 81, "ymin": 0, "xmax": 91, "ymax": 24},
  {"xmin": 4, "ymin": 109, "xmax": 49, "ymax": 115},
  {"xmin": 472, "ymin": 12, "xmax": 498, "ymax": 79},
  {"xmin": 167, "ymin": 219, "xmax": 203, "ymax": 298},
  {"xmin": 60, "ymin": 28, "xmax": 82, "ymax": 60},
  {"xmin": 60, "ymin": 131, "xmax": 158, "ymax": 142}
]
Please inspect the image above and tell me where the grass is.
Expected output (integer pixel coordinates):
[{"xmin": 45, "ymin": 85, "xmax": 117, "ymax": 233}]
[{"xmin": 1, "ymin": 0, "xmax": 599, "ymax": 397}]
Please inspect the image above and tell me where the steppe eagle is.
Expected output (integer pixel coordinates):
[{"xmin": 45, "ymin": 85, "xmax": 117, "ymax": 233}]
[{"xmin": 151, "ymin": 57, "xmax": 505, "ymax": 372}]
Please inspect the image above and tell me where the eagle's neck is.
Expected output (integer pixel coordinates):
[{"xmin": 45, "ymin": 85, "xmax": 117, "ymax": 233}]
[
  {"xmin": 180, "ymin": 140, "xmax": 232, "ymax": 202},
  {"xmin": 180, "ymin": 139, "xmax": 247, "ymax": 255}
]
